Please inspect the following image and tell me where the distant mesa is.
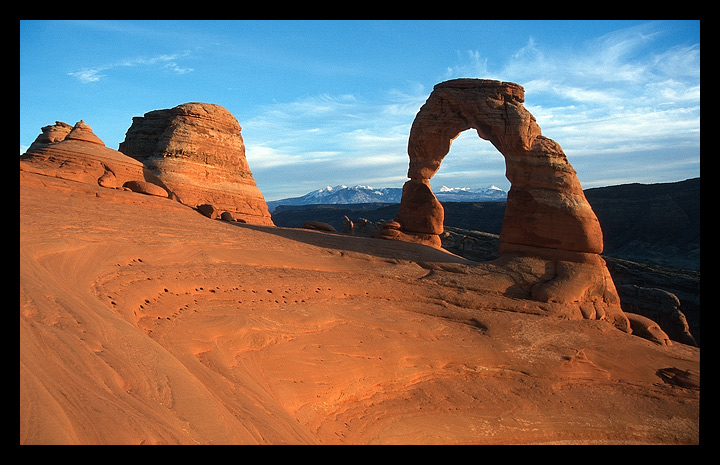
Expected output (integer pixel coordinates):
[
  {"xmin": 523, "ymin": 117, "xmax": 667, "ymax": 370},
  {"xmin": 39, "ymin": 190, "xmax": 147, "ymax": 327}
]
[
  {"xmin": 118, "ymin": 102, "xmax": 274, "ymax": 226},
  {"xmin": 377, "ymin": 78, "xmax": 629, "ymax": 332}
]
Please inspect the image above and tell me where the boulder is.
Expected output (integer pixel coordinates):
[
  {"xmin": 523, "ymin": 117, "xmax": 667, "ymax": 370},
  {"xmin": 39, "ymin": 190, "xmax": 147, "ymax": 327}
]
[
  {"xmin": 118, "ymin": 102, "xmax": 274, "ymax": 226},
  {"xmin": 342, "ymin": 216, "xmax": 383, "ymax": 237},
  {"xmin": 197, "ymin": 203, "xmax": 221, "ymax": 220},
  {"xmin": 302, "ymin": 221, "xmax": 337, "ymax": 232},
  {"xmin": 218, "ymin": 211, "xmax": 246, "ymax": 223},
  {"xmin": 616, "ymin": 284, "xmax": 696, "ymax": 346},
  {"xmin": 626, "ymin": 313, "xmax": 673, "ymax": 346},
  {"xmin": 98, "ymin": 170, "xmax": 120, "ymax": 188},
  {"xmin": 122, "ymin": 180, "xmax": 169, "ymax": 198}
]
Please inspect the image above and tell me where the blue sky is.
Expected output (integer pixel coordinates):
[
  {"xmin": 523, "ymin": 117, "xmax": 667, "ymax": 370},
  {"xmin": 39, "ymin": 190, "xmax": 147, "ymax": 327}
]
[{"xmin": 20, "ymin": 20, "xmax": 700, "ymax": 200}]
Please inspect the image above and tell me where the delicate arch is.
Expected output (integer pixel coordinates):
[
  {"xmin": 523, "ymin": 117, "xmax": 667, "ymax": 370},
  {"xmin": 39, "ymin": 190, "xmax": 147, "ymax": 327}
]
[{"xmin": 384, "ymin": 79, "xmax": 603, "ymax": 256}]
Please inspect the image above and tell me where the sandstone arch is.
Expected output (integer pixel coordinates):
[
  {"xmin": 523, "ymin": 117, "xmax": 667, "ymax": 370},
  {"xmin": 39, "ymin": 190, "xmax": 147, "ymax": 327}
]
[
  {"xmin": 378, "ymin": 79, "xmax": 629, "ymax": 331},
  {"xmin": 386, "ymin": 79, "xmax": 602, "ymax": 255}
]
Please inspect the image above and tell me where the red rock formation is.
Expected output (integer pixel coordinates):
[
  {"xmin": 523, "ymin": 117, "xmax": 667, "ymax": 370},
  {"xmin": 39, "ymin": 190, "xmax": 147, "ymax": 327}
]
[
  {"xmin": 25, "ymin": 121, "xmax": 72, "ymax": 151},
  {"xmin": 388, "ymin": 79, "xmax": 602, "ymax": 254},
  {"xmin": 20, "ymin": 120, "xmax": 159, "ymax": 191},
  {"xmin": 118, "ymin": 103, "xmax": 274, "ymax": 226},
  {"xmin": 378, "ymin": 79, "xmax": 628, "ymax": 331}
]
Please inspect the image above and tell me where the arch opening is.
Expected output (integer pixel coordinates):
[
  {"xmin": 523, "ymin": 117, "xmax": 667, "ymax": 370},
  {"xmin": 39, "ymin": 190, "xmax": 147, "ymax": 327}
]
[
  {"xmin": 428, "ymin": 129, "xmax": 508, "ymax": 195},
  {"xmin": 429, "ymin": 129, "xmax": 508, "ymax": 262}
]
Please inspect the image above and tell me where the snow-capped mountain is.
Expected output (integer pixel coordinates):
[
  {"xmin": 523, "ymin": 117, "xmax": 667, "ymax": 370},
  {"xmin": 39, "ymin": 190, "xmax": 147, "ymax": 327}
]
[
  {"xmin": 301, "ymin": 185, "xmax": 402, "ymax": 204},
  {"xmin": 435, "ymin": 185, "xmax": 507, "ymax": 202},
  {"xmin": 267, "ymin": 185, "xmax": 401, "ymax": 211},
  {"xmin": 267, "ymin": 184, "xmax": 506, "ymax": 212}
]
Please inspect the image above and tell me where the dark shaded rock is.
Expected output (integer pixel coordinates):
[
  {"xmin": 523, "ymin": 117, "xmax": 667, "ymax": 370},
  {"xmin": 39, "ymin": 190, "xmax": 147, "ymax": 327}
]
[
  {"xmin": 302, "ymin": 221, "xmax": 336, "ymax": 232},
  {"xmin": 197, "ymin": 203, "xmax": 221, "ymax": 220}
]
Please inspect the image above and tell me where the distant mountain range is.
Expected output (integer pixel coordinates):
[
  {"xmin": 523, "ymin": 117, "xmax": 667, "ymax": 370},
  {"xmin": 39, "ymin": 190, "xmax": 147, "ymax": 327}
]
[
  {"xmin": 267, "ymin": 184, "xmax": 507, "ymax": 212},
  {"xmin": 270, "ymin": 178, "xmax": 700, "ymax": 273}
]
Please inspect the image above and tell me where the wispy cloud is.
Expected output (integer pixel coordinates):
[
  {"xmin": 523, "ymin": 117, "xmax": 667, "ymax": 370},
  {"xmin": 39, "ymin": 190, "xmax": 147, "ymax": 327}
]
[
  {"xmin": 444, "ymin": 50, "xmax": 495, "ymax": 80},
  {"xmin": 245, "ymin": 22, "xmax": 698, "ymax": 199},
  {"xmin": 67, "ymin": 51, "xmax": 194, "ymax": 83},
  {"xmin": 67, "ymin": 67, "xmax": 107, "ymax": 83},
  {"xmin": 243, "ymin": 88, "xmax": 427, "ymax": 199},
  {"xmin": 439, "ymin": 22, "xmax": 700, "ymax": 189}
]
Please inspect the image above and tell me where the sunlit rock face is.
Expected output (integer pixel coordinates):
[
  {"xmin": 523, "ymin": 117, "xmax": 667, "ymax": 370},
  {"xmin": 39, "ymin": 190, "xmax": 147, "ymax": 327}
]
[
  {"xmin": 378, "ymin": 79, "xmax": 628, "ymax": 331},
  {"xmin": 118, "ymin": 102, "xmax": 274, "ymax": 226},
  {"xmin": 20, "ymin": 120, "xmax": 157, "ymax": 191}
]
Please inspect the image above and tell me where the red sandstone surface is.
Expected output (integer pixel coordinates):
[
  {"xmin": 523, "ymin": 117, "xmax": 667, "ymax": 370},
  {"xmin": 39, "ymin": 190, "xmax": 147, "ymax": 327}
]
[{"xmin": 19, "ymin": 171, "xmax": 699, "ymax": 444}]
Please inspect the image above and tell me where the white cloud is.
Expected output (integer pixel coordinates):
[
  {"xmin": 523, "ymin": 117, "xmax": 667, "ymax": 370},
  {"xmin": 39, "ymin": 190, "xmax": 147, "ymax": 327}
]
[
  {"xmin": 444, "ymin": 50, "xmax": 494, "ymax": 80},
  {"xmin": 67, "ymin": 67, "xmax": 107, "ymax": 83},
  {"xmin": 67, "ymin": 51, "xmax": 194, "ymax": 83},
  {"xmin": 164, "ymin": 62, "xmax": 194, "ymax": 74}
]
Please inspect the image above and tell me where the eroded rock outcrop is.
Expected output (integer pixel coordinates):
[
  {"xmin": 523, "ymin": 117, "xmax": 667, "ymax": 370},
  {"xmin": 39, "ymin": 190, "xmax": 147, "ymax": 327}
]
[
  {"xmin": 20, "ymin": 120, "xmax": 165, "ymax": 192},
  {"xmin": 118, "ymin": 103, "xmax": 274, "ymax": 226},
  {"xmin": 617, "ymin": 285, "xmax": 696, "ymax": 346},
  {"xmin": 625, "ymin": 313, "xmax": 673, "ymax": 346},
  {"xmin": 377, "ymin": 79, "xmax": 628, "ymax": 331}
]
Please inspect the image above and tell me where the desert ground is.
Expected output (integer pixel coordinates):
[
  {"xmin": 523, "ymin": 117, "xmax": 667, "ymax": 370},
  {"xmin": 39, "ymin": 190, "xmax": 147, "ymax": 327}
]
[{"xmin": 19, "ymin": 170, "xmax": 700, "ymax": 445}]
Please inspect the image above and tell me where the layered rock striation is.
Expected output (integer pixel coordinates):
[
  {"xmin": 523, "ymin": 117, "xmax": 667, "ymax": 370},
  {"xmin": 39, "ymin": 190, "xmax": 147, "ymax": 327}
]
[
  {"xmin": 378, "ymin": 79, "xmax": 628, "ymax": 331},
  {"xmin": 118, "ymin": 103, "xmax": 274, "ymax": 226},
  {"xmin": 20, "ymin": 120, "xmax": 166, "ymax": 194}
]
